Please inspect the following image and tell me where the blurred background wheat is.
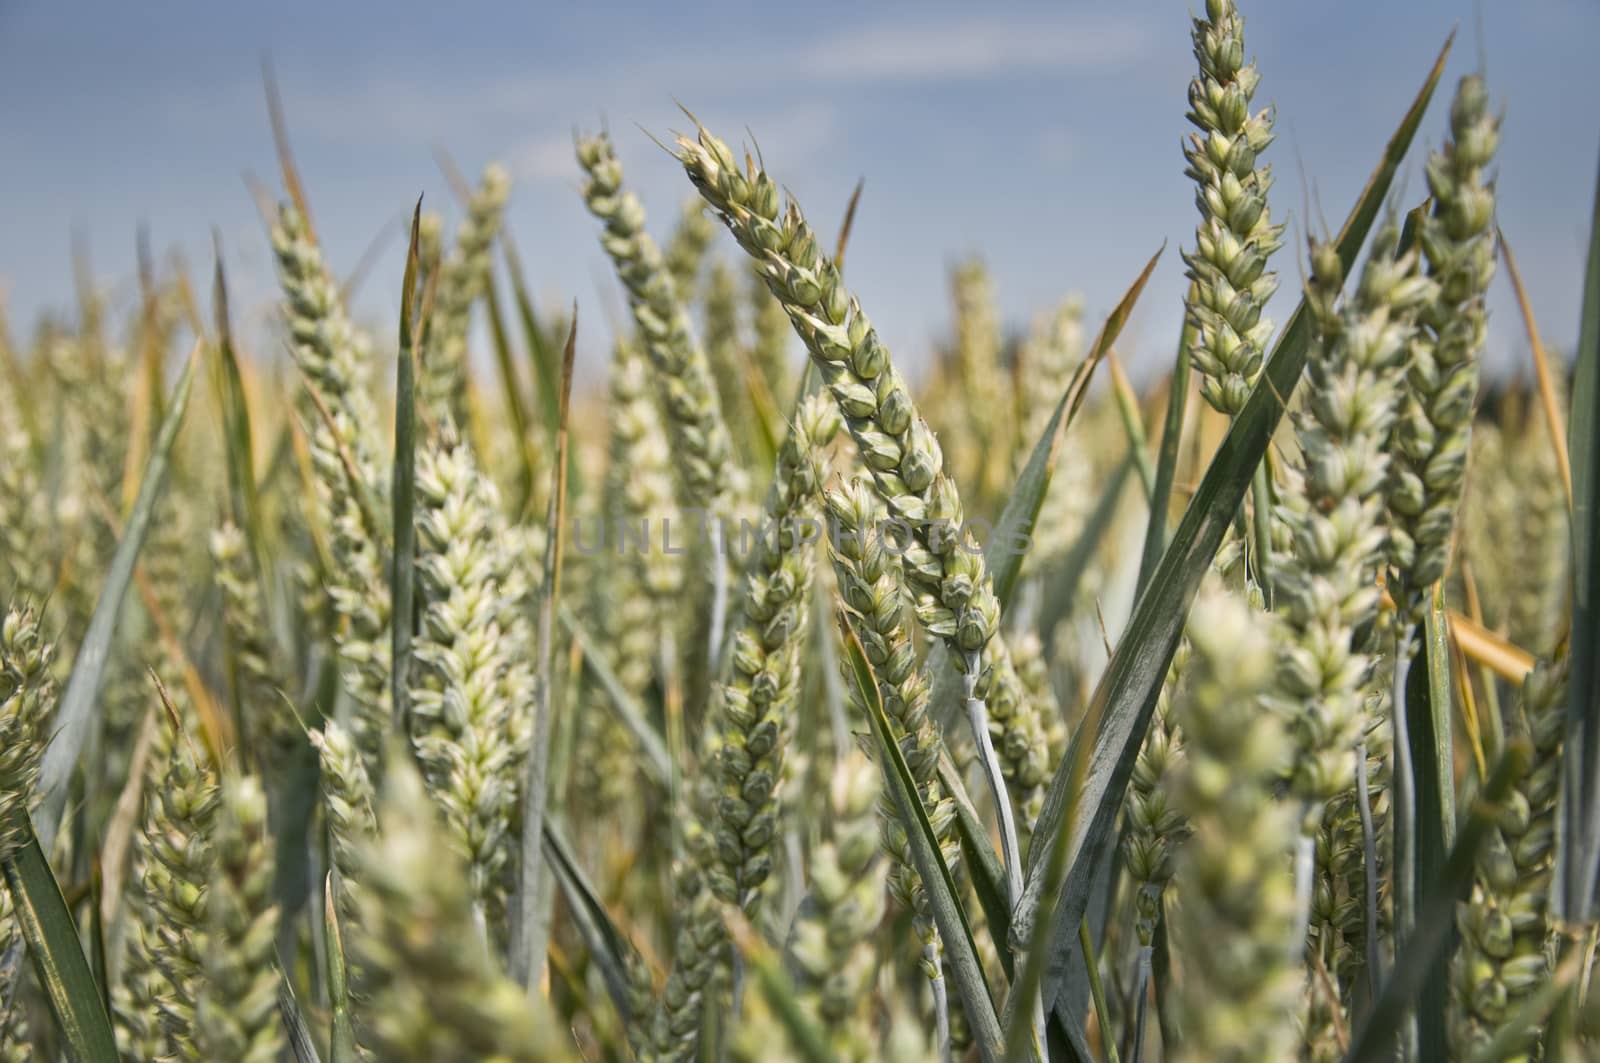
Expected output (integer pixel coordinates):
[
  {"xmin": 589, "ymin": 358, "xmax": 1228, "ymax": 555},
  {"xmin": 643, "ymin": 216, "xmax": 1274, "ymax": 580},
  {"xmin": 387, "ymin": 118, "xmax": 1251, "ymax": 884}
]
[{"xmin": 0, "ymin": 2, "xmax": 1598, "ymax": 1062}]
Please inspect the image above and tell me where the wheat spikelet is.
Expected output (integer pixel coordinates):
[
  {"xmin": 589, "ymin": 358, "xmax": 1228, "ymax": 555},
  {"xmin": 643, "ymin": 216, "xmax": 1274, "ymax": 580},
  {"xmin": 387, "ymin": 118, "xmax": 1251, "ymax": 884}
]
[
  {"xmin": 0, "ymin": 606, "xmax": 55, "ymax": 864},
  {"xmin": 675, "ymin": 117, "xmax": 1052, "ymax": 846},
  {"xmin": 1169, "ymin": 587, "xmax": 1298, "ymax": 1061},
  {"xmin": 1450, "ymin": 655, "xmax": 1566, "ymax": 1057},
  {"xmin": 577, "ymin": 132, "xmax": 740, "ymax": 517},
  {"xmin": 353, "ymin": 754, "xmax": 573, "ymax": 1062},
  {"xmin": 1181, "ymin": 0, "xmax": 1285, "ymax": 417},
  {"xmin": 409, "ymin": 422, "xmax": 531, "ymax": 917},
  {"xmin": 420, "ymin": 163, "xmax": 510, "ymax": 428},
  {"xmin": 783, "ymin": 752, "xmax": 887, "ymax": 1061},
  {"xmin": 194, "ymin": 774, "xmax": 283, "ymax": 1063},
  {"xmin": 270, "ymin": 204, "xmax": 393, "ymax": 772},
  {"xmin": 1387, "ymin": 75, "xmax": 1500, "ymax": 618}
]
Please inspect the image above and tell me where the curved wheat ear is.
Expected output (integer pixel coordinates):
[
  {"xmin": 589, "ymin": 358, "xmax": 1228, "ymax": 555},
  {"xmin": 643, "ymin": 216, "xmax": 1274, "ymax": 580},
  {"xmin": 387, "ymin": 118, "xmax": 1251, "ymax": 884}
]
[
  {"xmin": 420, "ymin": 163, "xmax": 510, "ymax": 428},
  {"xmin": 195, "ymin": 775, "xmax": 283, "ymax": 1063},
  {"xmin": 269, "ymin": 204, "xmax": 392, "ymax": 773},
  {"xmin": 1387, "ymin": 75, "xmax": 1501, "ymax": 619},
  {"xmin": 674, "ymin": 116, "xmax": 1051, "ymax": 872},
  {"xmin": 576, "ymin": 132, "xmax": 740, "ymax": 517},
  {"xmin": 1169, "ymin": 586, "xmax": 1298, "ymax": 1061},
  {"xmin": 1181, "ymin": 0, "xmax": 1285, "ymax": 417}
]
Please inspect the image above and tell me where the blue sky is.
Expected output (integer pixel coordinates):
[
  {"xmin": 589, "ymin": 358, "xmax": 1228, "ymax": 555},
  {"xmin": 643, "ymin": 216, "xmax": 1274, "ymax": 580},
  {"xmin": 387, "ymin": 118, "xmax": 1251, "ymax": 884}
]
[{"xmin": 1, "ymin": 1, "xmax": 1596, "ymax": 382}]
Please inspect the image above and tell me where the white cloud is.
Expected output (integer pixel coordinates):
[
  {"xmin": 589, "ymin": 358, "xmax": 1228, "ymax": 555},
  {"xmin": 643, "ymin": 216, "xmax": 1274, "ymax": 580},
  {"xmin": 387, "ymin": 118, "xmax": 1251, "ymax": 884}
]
[
  {"xmin": 803, "ymin": 14, "xmax": 1152, "ymax": 81},
  {"xmin": 188, "ymin": 11, "xmax": 1153, "ymax": 150}
]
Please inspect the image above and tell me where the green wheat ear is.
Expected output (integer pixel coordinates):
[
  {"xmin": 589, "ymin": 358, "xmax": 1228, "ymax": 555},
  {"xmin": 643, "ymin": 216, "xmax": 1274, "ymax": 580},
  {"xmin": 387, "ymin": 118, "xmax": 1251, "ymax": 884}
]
[
  {"xmin": 577, "ymin": 131, "xmax": 741, "ymax": 518},
  {"xmin": 1387, "ymin": 74, "xmax": 1501, "ymax": 618},
  {"xmin": 270, "ymin": 202, "xmax": 393, "ymax": 775},
  {"xmin": 1181, "ymin": 0, "xmax": 1285, "ymax": 417},
  {"xmin": 352, "ymin": 749, "xmax": 571, "ymax": 1062},
  {"xmin": 1169, "ymin": 586, "xmax": 1298, "ymax": 1061},
  {"xmin": 0, "ymin": 605, "xmax": 55, "ymax": 864},
  {"xmin": 421, "ymin": 163, "xmax": 511, "ymax": 429},
  {"xmin": 1451, "ymin": 655, "xmax": 1567, "ymax": 1058},
  {"xmin": 195, "ymin": 774, "xmax": 283, "ymax": 1063}
]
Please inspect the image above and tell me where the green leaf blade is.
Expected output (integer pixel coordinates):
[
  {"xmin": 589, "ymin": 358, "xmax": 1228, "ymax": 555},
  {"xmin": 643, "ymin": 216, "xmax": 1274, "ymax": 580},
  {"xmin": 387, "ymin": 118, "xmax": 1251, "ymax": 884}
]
[
  {"xmin": 1557, "ymin": 149, "xmax": 1600, "ymax": 922},
  {"xmin": 839, "ymin": 617, "xmax": 1004, "ymax": 1063},
  {"xmin": 1, "ymin": 828, "xmax": 118, "ymax": 1062}
]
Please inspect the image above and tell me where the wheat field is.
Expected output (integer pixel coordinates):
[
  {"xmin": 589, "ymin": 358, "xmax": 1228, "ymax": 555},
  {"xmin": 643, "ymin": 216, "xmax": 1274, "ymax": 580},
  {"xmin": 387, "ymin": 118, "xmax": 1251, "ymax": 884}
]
[{"xmin": 1, "ymin": 2, "xmax": 1598, "ymax": 1061}]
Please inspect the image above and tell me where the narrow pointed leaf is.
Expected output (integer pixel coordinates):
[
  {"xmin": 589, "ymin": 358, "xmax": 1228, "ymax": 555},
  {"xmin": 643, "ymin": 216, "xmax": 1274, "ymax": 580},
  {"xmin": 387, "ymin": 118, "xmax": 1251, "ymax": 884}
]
[
  {"xmin": 503, "ymin": 238, "xmax": 559, "ymax": 439},
  {"xmin": 542, "ymin": 819, "xmax": 639, "ymax": 1026},
  {"xmin": 1137, "ymin": 310, "xmax": 1194, "ymax": 593},
  {"xmin": 211, "ymin": 250, "xmax": 263, "ymax": 551},
  {"xmin": 1, "ymin": 828, "xmax": 118, "ymax": 1062},
  {"xmin": 1557, "ymin": 151, "xmax": 1600, "ymax": 921},
  {"xmin": 1404, "ymin": 585, "xmax": 1456, "ymax": 1059},
  {"xmin": 391, "ymin": 201, "xmax": 422, "ymax": 731},
  {"xmin": 513, "ymin": 311, "xmax": 578, "ymax": 989},
  {"xmin": 482, "ymin": 269, "xmax": 538, "ymax": 503}
]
